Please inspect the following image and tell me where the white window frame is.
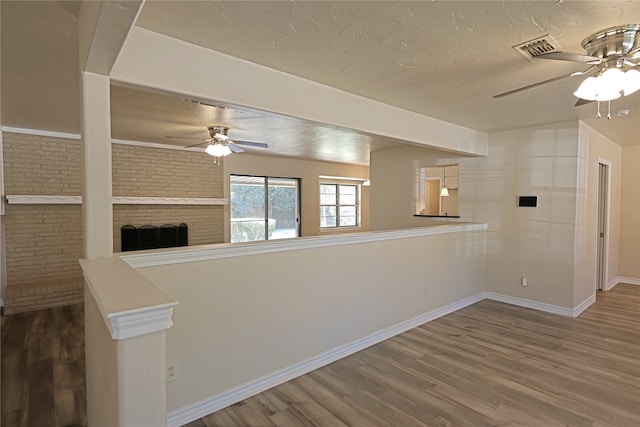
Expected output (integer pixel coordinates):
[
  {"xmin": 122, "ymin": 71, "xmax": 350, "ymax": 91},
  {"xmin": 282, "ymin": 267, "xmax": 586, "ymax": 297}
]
[{"xmin": 319, "ymin": 181, "xmax": 361, "ymax": 229}]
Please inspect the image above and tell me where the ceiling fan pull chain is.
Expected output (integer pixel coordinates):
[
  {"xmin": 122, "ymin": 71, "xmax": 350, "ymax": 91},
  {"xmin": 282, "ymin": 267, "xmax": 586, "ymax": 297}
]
[
  {"xmin": 607, "ymin": 100, "xmax": 612, "ymax": 120},
  {"xmin": 596, "ymin": 101, "xmax": 601, "ymax": 119}
]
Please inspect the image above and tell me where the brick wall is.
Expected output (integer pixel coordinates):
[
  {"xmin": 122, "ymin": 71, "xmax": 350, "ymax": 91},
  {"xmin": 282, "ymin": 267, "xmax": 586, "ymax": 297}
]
[
  {"xmin": 112, "ymin": 144, "xmax": 222, "ymax": 197},
  {"xmin": 3, "ymin": 132, "xmax": 82, "ymax": 195},
  {"xmin": 3, "ymin": 133, "xmax": 84, "ymax": 285},
  {"xmin": 2, "ymin": 132, "xmax": 225, "ymax": 291},
  {"xmin": 4, "ymin": 204, "xmax": 83, "ymax": 284},
  {"xmin": 112, "ymin": 144, "xmax": 225, "ymax": 251}
]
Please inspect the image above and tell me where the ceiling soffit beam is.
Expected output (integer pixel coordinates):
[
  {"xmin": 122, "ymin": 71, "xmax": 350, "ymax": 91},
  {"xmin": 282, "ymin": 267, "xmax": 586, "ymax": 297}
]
[
  {"xmin": 111, "ymin": 27, "xmax": 488, "ymax": 157},
  {"xmin": 79, "ymin": 0, "xmax": 144, "ymax": 75}
]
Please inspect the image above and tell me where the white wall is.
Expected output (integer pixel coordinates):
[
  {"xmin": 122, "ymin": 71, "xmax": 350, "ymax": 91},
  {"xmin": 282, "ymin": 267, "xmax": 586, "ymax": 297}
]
[
  {"xmin": 136, "ymin": 227, "xmax": 486, "ymax": 418},
  {"xmin": 368, "ymin": 120, "xmax": 629, "ymax": 311},
  {"xmin": 369, "ymin": 145, "xmax": 468, "ymax": 231},
  {"xmin": 619, "ymin": 144, "xmax": 640, "ymax": 281},
  {"xmin": 0, "ymin": 4, "xmax": 5, "ymax": 306},
  {"xmin": 459, "ymin": 121, "xmax": 581, "ymax": 308},
  {"xmin": 575, "ymin": 122, "xmax": 622, "ymax": 302},
  {"xmin": 225, "ymin": 154, "xmax": 370, "ymax": 239}
]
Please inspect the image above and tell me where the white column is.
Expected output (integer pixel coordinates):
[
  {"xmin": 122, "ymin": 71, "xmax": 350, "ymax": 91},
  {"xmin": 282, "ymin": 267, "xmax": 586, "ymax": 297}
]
[
  {"xmin": 80, "ymin": 71, "xmax": 113, "ymax": 258},
  {"xmin": 81, "ymin": 256, "xmax": 176, "ymax": 427},
  {"xmin": 118, "ymin": 332, "xmax": 168, "ymax": 427}
]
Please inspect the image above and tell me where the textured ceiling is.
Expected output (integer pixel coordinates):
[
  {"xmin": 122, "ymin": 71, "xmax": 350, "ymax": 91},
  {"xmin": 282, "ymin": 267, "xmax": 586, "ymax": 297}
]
[
  {"xmin": 2, "ymin": 1, "xmax": 640, "ymax": 166},
  {"xmin": 110, "ymin": 85, "xmax": 403, "ymax": 165},
  {"xmin": 135, "ymin": 0, "xmax": 640, "ymax": 144}
]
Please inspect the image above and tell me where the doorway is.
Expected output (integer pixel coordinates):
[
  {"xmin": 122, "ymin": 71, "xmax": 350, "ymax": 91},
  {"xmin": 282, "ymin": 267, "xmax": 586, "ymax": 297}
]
[
  {"xmin": 424, "ymin": 179, "xmax": 442, "ymax": 215},
  {"xmin": 230, "ymin": 175, "xmax": 300, "ymax": 243},
  {"xmin": 596, "ymin": 161, "xmax": 610, "ymax": 291}
]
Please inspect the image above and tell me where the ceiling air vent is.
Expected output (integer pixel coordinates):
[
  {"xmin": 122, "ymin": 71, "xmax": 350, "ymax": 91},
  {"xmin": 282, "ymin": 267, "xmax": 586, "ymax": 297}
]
[{"xmin": 513, "ymin": 35, "xmax": 561, "ymax": 61}]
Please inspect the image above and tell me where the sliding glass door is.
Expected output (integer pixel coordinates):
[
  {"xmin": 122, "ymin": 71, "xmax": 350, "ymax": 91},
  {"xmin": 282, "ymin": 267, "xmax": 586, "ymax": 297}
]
[{"xmin": 230, "ymin": 175, "xmax": 300, "ymax": 243}]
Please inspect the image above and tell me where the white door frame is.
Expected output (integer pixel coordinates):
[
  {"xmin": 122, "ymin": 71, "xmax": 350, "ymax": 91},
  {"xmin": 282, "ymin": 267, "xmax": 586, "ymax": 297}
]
[{"xmin": 596, "ymin": 158, "xmax": 611, "ymax": 291}]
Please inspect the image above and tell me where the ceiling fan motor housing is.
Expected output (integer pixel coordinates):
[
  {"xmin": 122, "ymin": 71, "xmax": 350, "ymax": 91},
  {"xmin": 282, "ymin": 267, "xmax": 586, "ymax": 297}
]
[
  {"xmin": 581, "ymin": 24, "xmax": 640, "ymax": 68},
  {"xmin": 208, "ymin": 126, "xmax": 230, "ymax": 139}
]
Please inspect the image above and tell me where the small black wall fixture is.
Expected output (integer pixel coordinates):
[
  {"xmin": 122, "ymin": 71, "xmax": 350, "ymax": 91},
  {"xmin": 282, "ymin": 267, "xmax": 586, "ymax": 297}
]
[
  {"xmin": 518, "ymin": 196, "xmax": 538, "ymax": 207},
  {"xmin": 121, "ymin": 223, "xmax": 188, "ymax": 252}
]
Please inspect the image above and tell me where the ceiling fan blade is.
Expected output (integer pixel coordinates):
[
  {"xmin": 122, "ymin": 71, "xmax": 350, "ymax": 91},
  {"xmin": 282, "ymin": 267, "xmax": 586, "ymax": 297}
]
[
  {"xmin": 165, "ymin": 135, "xmax": 207, "ymax": 140},
  {"xmin": 227, "ymin": 142, "xmax": 245, "ymax": 153},
  {"xmin": 575, "ymin": 98, "xmax": 594, "ymax": 107},
  {"xmin": 536, "ymin": 51, "xmax": 601, "ymax": 63},
  {"xmin": 233, "ymin": 140, "xmax": 269, "ymax": 149},
  {"xmin": 184, "ymin": 141, "xmax": 209, "ymax": 148},
  {"xmin": 493, "ymin": 72, "xmax": 576, "ymax": 98}
]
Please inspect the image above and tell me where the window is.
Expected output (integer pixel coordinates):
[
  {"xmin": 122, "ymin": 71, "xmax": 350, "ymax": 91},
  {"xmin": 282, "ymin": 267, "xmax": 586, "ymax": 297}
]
[
  {"xmin": 230, "ymin": 175, "xmax": 300, "ymax": 242},
  {"xmin": 320, "ymin": 183, "xmax": 359, "ymax": 228}
]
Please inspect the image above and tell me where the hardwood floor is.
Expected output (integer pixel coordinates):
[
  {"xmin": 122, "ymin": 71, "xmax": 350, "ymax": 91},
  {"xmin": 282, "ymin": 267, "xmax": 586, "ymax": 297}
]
[
  {"xmin": 187, "ymin": 284, "xmax": 640, "ymax": 427},
  {"xmin": 1, "ymin": 303, "xmax": 86, "ymax": 427},
  {"xmin": 1, "ymin": 286, "xmax": 638, "ymax": 427}
]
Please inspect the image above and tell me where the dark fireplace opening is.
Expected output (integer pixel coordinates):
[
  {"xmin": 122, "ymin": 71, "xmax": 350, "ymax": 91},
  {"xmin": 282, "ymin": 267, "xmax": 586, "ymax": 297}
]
[{"xmin": 121, "ymin": 223, "xmax": 188, "ymax": 252}]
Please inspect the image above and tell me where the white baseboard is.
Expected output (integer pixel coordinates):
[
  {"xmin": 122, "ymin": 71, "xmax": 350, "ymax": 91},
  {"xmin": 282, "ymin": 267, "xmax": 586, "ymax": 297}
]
[
  {"xmin": 613, "ymin": 276, "xmax": 640, "ymax": 287},
  {"xmin": 572, "ymin": 294, "xmax": 597, "ymax": 317},
  {"xmin": 606, "ymin": 278, "xmax": 619, "ymax": 291},
  {"xmin": 167, "ymin": 292, "xmax": 485, "ymax": 427},
  {"xmin": 483, "ymin": 291, "xmax": 595, "ymax": 318}
]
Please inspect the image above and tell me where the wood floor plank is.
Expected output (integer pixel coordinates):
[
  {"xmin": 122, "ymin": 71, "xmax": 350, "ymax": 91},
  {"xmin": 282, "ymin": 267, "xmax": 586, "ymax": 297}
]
[
  {"xmin": 26, "ymin": 359, "xmax": 55, "ymax": 427},
  {"xmin": 312, "ymin": 365, "xmax": 428, "ymax": 427},
  {"xmin": 289, "ymin": 374, "xmax": 381, "ymax": 426},
  {"xmin": 1, "ymin": 304, "xmax": 86, "ymax": 427},
  {"xmin": 224, "ymin": 398, "xmax": 278, "ymax": 426},
  {"xmin": 183, "ymin": 419, "xmax": 207, "ymax": 427}
]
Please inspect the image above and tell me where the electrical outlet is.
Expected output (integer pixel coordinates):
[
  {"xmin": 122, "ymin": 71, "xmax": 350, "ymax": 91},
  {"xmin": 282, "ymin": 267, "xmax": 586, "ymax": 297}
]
[
  {"xmin": 522, "ymin": 277, "xmax": 528, "ymax": 287},
  {"xmin": 167, "ymin": 361, "xmax": 178, "ymax": 382},
  {"xmin": 424, "ymin": 286, "xmax": 430, "ymax": 297}
]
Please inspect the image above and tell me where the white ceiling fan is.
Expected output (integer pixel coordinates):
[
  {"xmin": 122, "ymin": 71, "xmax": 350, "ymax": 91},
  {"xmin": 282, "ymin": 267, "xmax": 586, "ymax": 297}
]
[
  {"xmin": 495, "ymin": 24, "xmax": 640, "ymax": 116},
  {"xmin": 167, "ymin": 126, "xmax": 269, "ymax": 157}
]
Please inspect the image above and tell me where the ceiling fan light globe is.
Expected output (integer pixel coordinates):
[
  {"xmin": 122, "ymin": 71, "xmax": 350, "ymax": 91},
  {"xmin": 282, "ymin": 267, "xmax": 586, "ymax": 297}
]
[
  {"xmin": 596, "ymin": 68, "xmax": 624, "ymax": 100},
  {"xmin": 622, "ymin": 69, "xmax": 640, "ymax": 96},
  {"xmin": 600, "ymin": 67, "xmax": 623, "ymax": 81},
  {"xmin": 205, "ymin": 143, "xmax": 232, "ymax": 157},
  {"xmin": 595, "ymin": 88, "xmax": 622, "ymax": 101},
  {"xmin": 573, "ymin": 76, "xmax": 599, "ymax": 100},
  {"xmin": 574, "ymin": 73, "xmax": 623, "ymax": 101}
]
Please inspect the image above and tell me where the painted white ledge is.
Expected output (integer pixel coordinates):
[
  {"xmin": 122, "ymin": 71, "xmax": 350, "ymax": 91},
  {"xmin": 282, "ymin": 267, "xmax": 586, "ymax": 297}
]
[
  {"xmin": 113, "ymin": 196, "xmax": 227, "ymax": 205},
  {"xmin": 6, "ymin": 195, "xmax": 227, "ymax": 205},
  {"xmin": 6, "ymin": 195, "xmax": 83, "ymax": 204},
  {"xmin": 122, "ymin": 223, "xmax": 488, "ymax": 269},
  {"xmin": 81, "ymin": 256, "xmax": 178, "ymax": 340},
  {"xmin": 2, "ymin": 126, "xmax": 81, "ymax": 140}
]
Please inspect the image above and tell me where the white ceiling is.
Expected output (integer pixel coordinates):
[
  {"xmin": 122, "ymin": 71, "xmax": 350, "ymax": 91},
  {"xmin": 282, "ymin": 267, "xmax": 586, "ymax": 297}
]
[{"xmin": 2, "ymin": 1, "xmax": 640, "ymax": 166}]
